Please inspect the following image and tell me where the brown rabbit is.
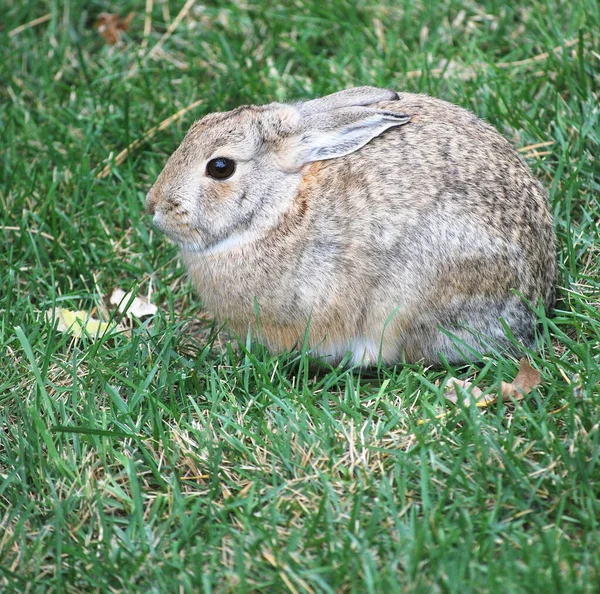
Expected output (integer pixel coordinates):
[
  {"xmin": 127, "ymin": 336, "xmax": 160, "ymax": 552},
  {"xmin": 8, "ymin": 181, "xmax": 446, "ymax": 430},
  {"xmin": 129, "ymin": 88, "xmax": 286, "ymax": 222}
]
[{"xmin": 146, "ymin": 87, "xmax": 556, "ymax": 365}]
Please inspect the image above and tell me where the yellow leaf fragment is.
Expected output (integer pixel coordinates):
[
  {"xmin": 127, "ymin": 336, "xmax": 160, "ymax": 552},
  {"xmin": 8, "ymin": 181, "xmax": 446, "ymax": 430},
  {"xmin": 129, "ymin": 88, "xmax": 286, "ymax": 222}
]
[{"xmin": 45, "ymin": 308, "xmax": 116, "ymax": 338}]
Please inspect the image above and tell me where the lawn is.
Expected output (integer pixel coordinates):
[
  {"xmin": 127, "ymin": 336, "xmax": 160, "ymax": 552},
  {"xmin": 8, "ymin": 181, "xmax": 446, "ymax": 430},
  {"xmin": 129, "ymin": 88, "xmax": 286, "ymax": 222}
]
[{"xmin": 1, "ymin": 0, "xmax": 599, "ymax": 592}]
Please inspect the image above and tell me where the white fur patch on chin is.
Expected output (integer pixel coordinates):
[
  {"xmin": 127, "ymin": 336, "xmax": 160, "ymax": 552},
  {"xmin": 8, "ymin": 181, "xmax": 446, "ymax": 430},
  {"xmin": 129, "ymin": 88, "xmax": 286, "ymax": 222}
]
[
  {"xmin": 185, "ymin": 228, "xmax": 262, "ymax": 256},
  {"xmin": 315, "ymin": 336, "xmax": 382, "ymax": 366}
]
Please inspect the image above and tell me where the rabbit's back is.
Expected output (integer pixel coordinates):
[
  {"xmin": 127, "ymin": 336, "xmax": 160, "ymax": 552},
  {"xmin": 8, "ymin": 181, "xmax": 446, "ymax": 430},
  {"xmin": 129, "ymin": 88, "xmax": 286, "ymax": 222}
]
[{"xmin": 307, "ymin": 93, "xmax": 555, "ymax": 312}]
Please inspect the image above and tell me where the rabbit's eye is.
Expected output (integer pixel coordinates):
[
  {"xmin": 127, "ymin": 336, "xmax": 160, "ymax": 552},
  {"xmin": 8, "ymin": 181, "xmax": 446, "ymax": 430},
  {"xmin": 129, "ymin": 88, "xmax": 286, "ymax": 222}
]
[{"xmin": 206, "ymin": 157, "xmax": 236, "ymax": 180}]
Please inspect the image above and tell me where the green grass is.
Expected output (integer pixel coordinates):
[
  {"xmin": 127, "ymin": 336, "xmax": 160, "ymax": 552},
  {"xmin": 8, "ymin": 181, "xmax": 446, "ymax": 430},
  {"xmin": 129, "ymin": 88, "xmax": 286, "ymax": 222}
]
[{"xmin": 1, "ymin": 0, "xmax": 599, "ymax": 592}]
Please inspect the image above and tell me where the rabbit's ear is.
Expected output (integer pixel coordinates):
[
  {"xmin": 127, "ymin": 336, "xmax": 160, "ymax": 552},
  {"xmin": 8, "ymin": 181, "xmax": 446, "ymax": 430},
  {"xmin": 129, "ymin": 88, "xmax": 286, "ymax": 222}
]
[
  {"xmin": 299, "ymin": 86, "xmax": 399, "ymax": 113},
  {"xmin": 287, "ymin": 108, "xmax": 410, "ymax": 167}
]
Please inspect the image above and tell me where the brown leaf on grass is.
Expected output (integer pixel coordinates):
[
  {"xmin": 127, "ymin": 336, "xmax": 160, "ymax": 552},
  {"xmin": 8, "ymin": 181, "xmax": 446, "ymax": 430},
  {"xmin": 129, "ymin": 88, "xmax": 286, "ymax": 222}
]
[
  {"xmin": 500, "ymin": 358, "xmax": 541, "ymax": 401},
  {"xmin": 94, "ymin": 12, "xmax": 135, "ymax": 45},
  {"xmin": 445, "ymin": 358, "xmax": 541, "ymax": 408}
]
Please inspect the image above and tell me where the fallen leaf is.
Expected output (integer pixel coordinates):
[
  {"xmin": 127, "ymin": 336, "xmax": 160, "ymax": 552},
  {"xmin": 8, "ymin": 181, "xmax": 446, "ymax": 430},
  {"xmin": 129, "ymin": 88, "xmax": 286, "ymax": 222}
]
[
  {"xmin": 45, "ymin": 308, "xmax": 117, "ymax": 338},
  {"xmin": 444, "ymin": 378, "xmax": 496, "ymax": 407},
  {"xmin": 500, "ymin": 358, "xmax": 541, "ymax": 401},
  {"xmin": 94, "ymin": 12, "xmax": 135, "ymax": 45},
  {"xmin": 444, "ymin": 358, "xmax": 541, "ymax": 409},
  {"xmin": 109, "ymin": 288, "xmax": 158, "ymax": 318}
]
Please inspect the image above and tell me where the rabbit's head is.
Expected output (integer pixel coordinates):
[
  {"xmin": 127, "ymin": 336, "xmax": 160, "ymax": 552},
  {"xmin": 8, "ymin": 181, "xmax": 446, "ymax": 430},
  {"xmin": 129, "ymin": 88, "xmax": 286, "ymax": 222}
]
[{"xmin": 146, "ymin": 87, "xmax": 410, "ymax": 254}]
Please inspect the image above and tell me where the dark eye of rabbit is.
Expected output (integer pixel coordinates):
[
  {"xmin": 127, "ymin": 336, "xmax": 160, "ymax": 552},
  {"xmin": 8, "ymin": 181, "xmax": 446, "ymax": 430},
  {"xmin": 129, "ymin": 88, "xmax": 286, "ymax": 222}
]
[{"xmin": 206, "ymin": 157, "xmax": 236, "ymax": 180}]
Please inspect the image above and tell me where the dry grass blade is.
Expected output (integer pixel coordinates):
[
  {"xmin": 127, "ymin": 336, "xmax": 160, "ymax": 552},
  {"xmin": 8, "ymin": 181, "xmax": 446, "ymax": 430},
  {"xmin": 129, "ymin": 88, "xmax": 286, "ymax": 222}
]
[
  {"xmin": 521, "ymin": 151, "xmax": 552, "ymax": 159},
  {"xmin": 261, "ymin": 551, "xmax": 313, "ymax": 594},
  {"xmin": 95, "ymin": 98, "xmax": 203, "ymax": 179},
  {"xmin": 141, "ymin": 0, "xmax": 154, "ymax": 49},
  {"xmin": 404, "ymin": 37, "xmax": 580, "ymax": 79},
  {"xmin": 2, "ymin": 225, "xmax": 55, "ymax": 241},
  {"xmin": 518, "ymin": 141, "xmax": 555, "ymax": 153},
  {"xmin": 144, "ymin": 0, "xmax": 196, "ymax": 61},
  {"xmin": 495, "ymin": 38, "xmax": 580, "ymax": 68},
  {"xmin": 8, "ymin": 14, "xmax": 51, "ymax": 37}
]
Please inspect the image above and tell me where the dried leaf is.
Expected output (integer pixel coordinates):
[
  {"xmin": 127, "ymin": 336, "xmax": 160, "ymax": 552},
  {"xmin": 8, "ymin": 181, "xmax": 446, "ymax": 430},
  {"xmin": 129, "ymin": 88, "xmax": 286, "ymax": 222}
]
[
  {"xmin": 445, "ymin": 378, "xmax": 496, "ymax": 407},
  {"xmin": 45, "ymin": 308, "xmax": 117, "ymax": 338},
  {"xmin": 94, "ymin": 12, "xmax": 135, "ymax": 45},
  {"xmin": 109, "ymin": 288, "xmax": 158, "ymax": 318},
  {"xmin": 500, "ymin": 358, "xmax": 541, "ymax": 401},
  {"xmin": 444, "ymin": 358, "xmax": 541, "ymax": 409}
]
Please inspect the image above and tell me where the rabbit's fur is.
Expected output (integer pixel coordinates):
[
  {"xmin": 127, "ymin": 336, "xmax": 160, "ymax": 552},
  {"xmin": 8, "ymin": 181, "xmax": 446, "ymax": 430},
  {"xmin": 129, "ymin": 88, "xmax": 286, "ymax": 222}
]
[{"xmin": 146, "ymin": 87, "xmax": 556, "ymax": 365}]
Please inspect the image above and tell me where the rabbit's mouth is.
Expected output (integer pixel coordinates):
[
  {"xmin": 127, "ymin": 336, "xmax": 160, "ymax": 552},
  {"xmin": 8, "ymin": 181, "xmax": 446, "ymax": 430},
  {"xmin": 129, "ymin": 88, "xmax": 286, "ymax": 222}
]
[
  {"xmin": 152, "ymin": 212, "xmax": 246, "ymax": 255},
  {"xmin": 151, "ymin": 211, "xmax": 182, "ymax": 240},
  {"xmin": 152, "ymin": 198, "xmax": 266, "ymax": 255},
  {"xmin": 152, "ymin": 211, "xmax": 203, "ymax": 247}
]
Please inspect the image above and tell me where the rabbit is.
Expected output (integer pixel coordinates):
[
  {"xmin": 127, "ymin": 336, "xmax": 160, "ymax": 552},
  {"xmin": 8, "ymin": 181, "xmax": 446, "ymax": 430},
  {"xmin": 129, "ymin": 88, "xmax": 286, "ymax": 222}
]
[{"xmin": 146, "ymin": 86, "xmax": 556, "ymax": 366}]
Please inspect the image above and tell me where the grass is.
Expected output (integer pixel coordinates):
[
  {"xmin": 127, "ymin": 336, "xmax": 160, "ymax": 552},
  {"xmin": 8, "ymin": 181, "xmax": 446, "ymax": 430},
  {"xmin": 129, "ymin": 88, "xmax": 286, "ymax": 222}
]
[{"xmin": 1, "ymin": 0, "xmax": 599, "ymax": 592}]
